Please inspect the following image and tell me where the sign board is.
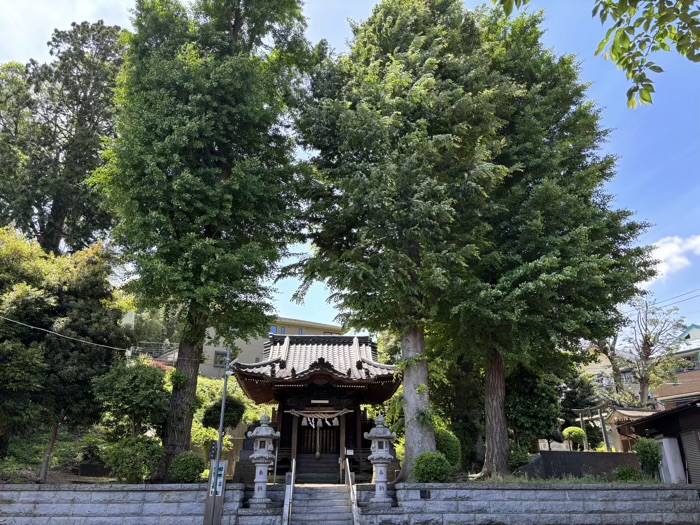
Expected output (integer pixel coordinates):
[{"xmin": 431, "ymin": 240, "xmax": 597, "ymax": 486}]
[
  {"xmin": 345, "ymin": 448, "xmax": 354, "ymax": 456},
  {"xmin": 209, "ymin": 442, "xmax": 218, "ymax": 461},
  {"xmin": 203, "ymin": 460, "xmax": 228, "ymax": 525},
  {"xmin": 209, "ymin": 462, "xmax": 226, "ymax": 497}
]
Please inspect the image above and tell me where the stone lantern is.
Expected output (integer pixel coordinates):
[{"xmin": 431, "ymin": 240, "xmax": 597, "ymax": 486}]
[
  {"xmin": 246, "ymin": 414, "xmax": 280, "ymax": 508},
  {"xmin": 363, "ymin": 414, "xmax": 396, "ymax": 506}
]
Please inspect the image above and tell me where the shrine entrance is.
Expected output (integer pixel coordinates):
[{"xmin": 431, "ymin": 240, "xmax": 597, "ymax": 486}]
[
  {"xmin": 300, "ymin": 425, "xmax": 339, "ymax": 454},
  {"xmin": 232, "ymin": 334, "xmax": 401, "ymax": 484}
]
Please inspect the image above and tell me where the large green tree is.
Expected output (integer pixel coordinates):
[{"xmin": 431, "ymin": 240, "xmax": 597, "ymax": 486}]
[
  {"xmin": 494, "ymin": 0, "xmax": 700, "ymax": 107},
  {"xmin": 0, "ymin": 229, "xmax": 50, "ymax": 458},
  {"xmin": 0, "ymin": 228, "xmax": 129, "ymax": 478},
  {"xmin": 100, "ymin": 0, "xmax": 307, "ymax": 475},
  {"xmin": 295, "ymin": 0, "xmax": 513, "ymax": 479},
  {"xmin": 441, "ymin": 12, "xmax": 654, "ymax": 476},
  {"xmin": 0, "ymin": 22, "xmax": 122, "ymax": 253}
]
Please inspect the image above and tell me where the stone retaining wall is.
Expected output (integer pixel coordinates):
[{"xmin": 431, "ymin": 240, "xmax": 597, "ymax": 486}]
[
  {"xmin": 2, "ymin": 482, "xmax": 700, "ymax": 525},
  {"xmin": 0, "ymin": 483, "xmax": 244, "ymax": 525},
  {"xmin": 360, "ymin": 483, "xmax": 700, "ymax": 525}
]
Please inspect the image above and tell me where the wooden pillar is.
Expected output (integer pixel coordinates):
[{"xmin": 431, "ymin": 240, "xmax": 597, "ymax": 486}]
[
  {"xmin": 598, "ymin": 408, "xmax": 611, "ymax": 452},
  {"xmin": 291, "ymin": 414, "xmax": 299, "ymax": 462},
  {"xmin": 356, "ymin": 409, "xmax": 362, "ymax": 474},
  {"xmin": 339, "ymin": 413, "xmax": 346, "ymax": 483}
]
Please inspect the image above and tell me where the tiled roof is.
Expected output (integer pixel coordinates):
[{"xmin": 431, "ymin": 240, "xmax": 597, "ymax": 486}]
[{"xmin": 234, "ymin": 334, "xmax": 395, "ymax": 381}]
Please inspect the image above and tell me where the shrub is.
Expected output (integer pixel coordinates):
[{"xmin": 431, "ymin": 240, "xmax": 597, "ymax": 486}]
[
  {"xmin": 103, "ymin": 436, "xmax": 164, "ymax": 483},
  {"xmin": 413, "ymin": 452, "xmax": 452, "ymax": 483},
  {"xmin": 435, "ymin": 429, "xmax": 461, "ymax": 468},
  {"xmin": 635, "ymin": 438, "xmax": 662, "ymax": 478},
  {"xmin": 562, "ymin": 427, "xmax": 586, "ymax": 450},
  {"xmin": 614, "ymin": 465, "xmax": 645, "ymax": 482},
  {"xmin": 394, "ymin": 436, "xmax": 405, "ymax": 463},
  {"xmin": 202, "ymin": 396, "xmax": 246, "ymax": 430},
  {"xmin": 508, "ymin": 443, "xmax": 531, "ymax": 471},
  {"xmin": 168, "ymin": 451, "xmax": 206, "ymax": 483}
]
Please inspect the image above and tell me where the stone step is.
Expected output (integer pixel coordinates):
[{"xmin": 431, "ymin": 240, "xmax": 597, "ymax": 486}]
[
  {"xmin": 292, "ymin": 521, "xmax": 352, "ymax": 525},
  {"xmin": 292, "ymin": 499, "xmax": 350, "ymax": 507},
  {"xmin": 295, "ymin": 474, "xmax": 339, "ymax": 483}
]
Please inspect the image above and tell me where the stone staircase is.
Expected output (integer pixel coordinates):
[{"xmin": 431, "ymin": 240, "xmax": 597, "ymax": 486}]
[
  {"xmin": 294, "ymin": 453, "xmax": 340, "ymax": 484},
  {"xmin": 291, "ymin": 485, "xmax": 353, "ymax": 525}
]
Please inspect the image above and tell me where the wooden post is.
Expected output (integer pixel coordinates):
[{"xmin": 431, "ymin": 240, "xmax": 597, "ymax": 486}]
[
  {"xmin": 339, "ymin": 413, "xmax": 346, "ymax": 483},
  {"xmin": 291, "ymin": 415, "xmax": 298, "ymax": 461},
  {"xmin": 598, "ymin": 408, "xmax": 611, "ymax": 451},
  {"xmin": 356, "ymin": 409, "xmax": 362, "ymax": 474}
]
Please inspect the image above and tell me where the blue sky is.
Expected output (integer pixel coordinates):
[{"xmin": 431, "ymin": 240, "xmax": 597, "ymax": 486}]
[{"xmin": 2, "ymin": 0, "xmax": 699, "ymax": 327}]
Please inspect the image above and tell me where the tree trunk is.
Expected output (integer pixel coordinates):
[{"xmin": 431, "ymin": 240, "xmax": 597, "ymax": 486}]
[
  {"xmin": 38, "ymin": 195, "xmax": 67, "ymax": 254},
  {"xmin": 609, "ymin": 356, "xmax": 624, "ymax": 394},
  {"xmin": 158, "ymin": 306, "xmax": 207, "ymax": 480},
  {"xmin": 396, "ymin": 324, "xmax": 435, "ymax": 482},
  {"xmin": 481, "ymin": 348, "xmax": 509, "ymax": 478},
  {"xmin": 638, "ymin": 377, "xmax": 650, "ymax": 405},
  {"xmin": 39, "ymin": 422, "xmax": 60, "ymax": 483}
]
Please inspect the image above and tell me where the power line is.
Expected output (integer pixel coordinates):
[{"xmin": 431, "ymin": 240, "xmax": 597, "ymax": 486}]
[
  {"xmin": 0, "ymin": 314, "xmax": 129, "ymax": 352},
  {"xmin": 655, "ymin": 287, "xmax": 700, "ymax": 306},
  {"xmin": 621, "ymin": 292, "xmax": 700, "ymax": 317}
]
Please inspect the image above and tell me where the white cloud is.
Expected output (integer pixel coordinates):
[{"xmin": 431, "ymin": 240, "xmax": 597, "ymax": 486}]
[{"xmin": 650, "ymin": 235, "xmax": 700, "ymax": 283}]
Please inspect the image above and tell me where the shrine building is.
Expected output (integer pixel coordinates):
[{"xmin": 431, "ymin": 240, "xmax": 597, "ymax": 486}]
[{"xmin": 232, "ymin": 334, "xmax": 400, "ymax": 483}]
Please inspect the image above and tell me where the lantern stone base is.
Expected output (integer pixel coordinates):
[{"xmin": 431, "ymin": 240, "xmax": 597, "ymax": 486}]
[
  {"xmin": 367, "ymin": 497, "xmax": 393, "ymax": 509},
  {"xmin": 247, "ymin": 497, "xmax": 272, "ymax": 509}
]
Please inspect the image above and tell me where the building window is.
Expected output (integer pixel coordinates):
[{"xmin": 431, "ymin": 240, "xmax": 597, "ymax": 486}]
[
  {"xmin": 270, "ymin": 326, "xmax": 277, "ymax": 334},
  {"xmin": 299, "ymin": 328, "xmax": 303, "ymax": 335},
  {"xmin": 281, "ymin": 326, "xmax": 285, "ymax": 335},
  {"xmin": 213, "ymin": 351, "xmax": 227, "ymax": 368},
  {"xmin": 255, "ymin": 357, "xmax": 261, "ymax": 363}
]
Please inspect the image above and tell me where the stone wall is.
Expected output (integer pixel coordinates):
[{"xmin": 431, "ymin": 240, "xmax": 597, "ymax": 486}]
[
  {"xmin": 3, "ymin": 482, "xmax": 700, "ymax": 525},
  {"xmin": 360, "ymin": 483, "xmax": 700, "ymax": 525},
  {"xmin": 522, "ymin": 451, "xmax": 642, "ymax": 480},
  {"xmin": 0, "ymin": 483, "xmax": 245, "ymax": 525}
]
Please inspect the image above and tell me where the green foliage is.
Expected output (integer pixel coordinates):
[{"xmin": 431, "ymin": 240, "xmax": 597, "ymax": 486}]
[
  {"xmin": 614, "ymin": 465, "xmax": 645, "ymax": 482},
  {"xmin": 493, "ymin": 0, "xmax": 700, "ymax": 107},
  {"xmin": 190, "ymin": 377, "xmax": 263, "ymax": 456},
  {"xmin": 296, "ymin": 0, "xmax": 515, "ymax": 473},
  {"xmin": 167, "ymin": 451, "xmax": 206, "ymax": 483},
  {"xmin": 0, "ymin": 22, "xmax": 122, "ymax": 253},
  {"xmin": 169, "ymin": 369, "xmax": 189, "ymax": 391},
  {"xmin": 0, "ymin": 426, "xmax": 86, "ymax": 480},
  {"xmin": 435, "ymin": 429, "xmax": 461, "ymax": 468},
  {"xmin": 505, "ymin": 366, "xmax": 562, "ymax": 445},
  {"xmin": 508, "ymin": 442, "xmax": 531, "ymax": 471},
  {"xmin": 103, "ymin": 436, "xmax": 164, "ymax": 483},
  {"xmin": 0, "ymin": 228, "xmax": 129, "ymax": 464},
  {"xmin": 99, "ymin": 0, "xmax": 308, "ymax": 467},
  {"xmin": 202, "ymin": 396, "xmax": 246, "ymax": 430},
  {"xmin": 131, "ymin": 307, "xmax": 183, "ymax": 344},
  {"xmin": 413, "ymin": 452, "xmax": 452, "ymax": 483},
  {"xmin": 0, "ymin": 341, "xmax": 45, "ymax": 445},
  {"xmin": 634, "ymin": 438, "xmax": 662, "ymax": 478},
  {"xmin": 93, "ymin": 360, "xmax": 170, "ymax": 438},
  {"xmin": 563, "ymin": 427, "xmax": 587, "ymax": 449}
]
